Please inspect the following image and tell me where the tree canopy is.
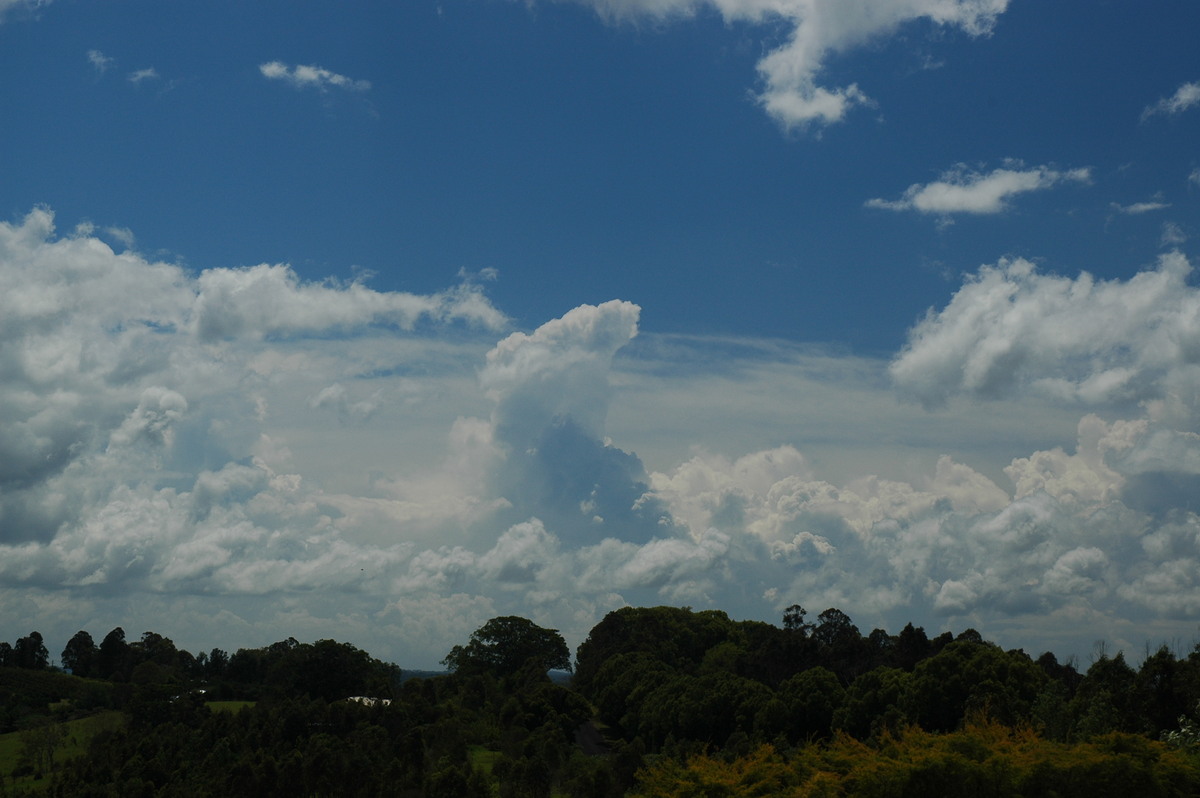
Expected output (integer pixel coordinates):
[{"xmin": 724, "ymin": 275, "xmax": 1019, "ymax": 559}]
[{"xmin": 442, "ymin": 616, "xmax": 571, "ymax": 677}]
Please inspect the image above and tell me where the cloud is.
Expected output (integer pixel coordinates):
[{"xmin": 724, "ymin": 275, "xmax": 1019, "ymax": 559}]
[
  {"xmin": 87, "ymin": 49, "xmax": 114, "ymax": 73},
  {"xmin": 1142, "ymin": 80, "xmax": 1200, "ymax": 120},
  {"xmin": 1161, "ymin": 223, "xmax": 1186, "ymax": 248},
  {"xmin": 10, "ymin": 204, "xmax": 1200, "ymax": 668},
  {"xmin": 476, "ymin": 300, "xmax": 678, "ymax": 544},
  {"xmin": 0, "ymin": 206, "xmax": 505, "ymax": 548},
  {"xmin": 259, "ymin": 61, "xmax": 371, "ymax": 93},
  {"xmin": 128, "ymin": 67, "xmax": 159, "ymax": 84},
  {"xmin": 552, "ymin": 0, "xmax": 1010, "ymax": 130},
  {"xmin": 890, "ymin": 251, "xmax": 1200, "ymax": 410},
  {"xmin": 1110, "ymin": 200, "xmax": 1170, "ymax": 215},
  {"xmin": 0, "ymin": 0, "xmax": 50, "ymax": 24},
  {"xmin": 192, "ymin": 263, "xmax": 507, "ymax": 341},
  {"xmin": 866, "ymin": 163, "xmax": 1091, "ymax": 216}
]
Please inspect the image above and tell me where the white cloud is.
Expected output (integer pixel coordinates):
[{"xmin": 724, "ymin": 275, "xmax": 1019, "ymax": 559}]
[
  {"xmin": 866, "ymin": 163, "xmax": 1091, "ymax": 216},
  {"xmin": 10, "ymin": 205, "xmax": 1200, "ymax": 668},
  {"xmin": 1142, "ymin": 80, "xmax": 1200, "ymax": 120},
  {"xmin": 87, "ymin": 49, "xmax": 113, "ymax": 73},
  {"xmin": 193, "ymin": 263, "xmax": 506, "ymax": 341},
  {"xmin": 552, "ymin": 0, "xmax": 1010, "ymax": 129},
  {"xmin": 1111, "ymin": 200, "xmax": 1170, "ymax": 215},
  {"xmin": 890, "ymin": 251, "xmax": 1200, "ymax": 410},
  {"xmin": 128, "ymin": 67, "xmax": 159, "ymax": 84},
  {"xmin": 260, "ymin": 61, "xmax": 371, "ymax": 93},
  {"xmin": 0, "ymin": 205, "xmax": 505, "ymax": 547},
  {"xmin": 104, "ymin": 226, "xmax": 135, "ymax": 248}
]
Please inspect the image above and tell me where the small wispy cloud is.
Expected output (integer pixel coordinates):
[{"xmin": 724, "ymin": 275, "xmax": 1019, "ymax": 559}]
[
  {"xmin": 865, "ymin": 163, "xmax": 1091, "ymax": 216},
  {"xmin": 1161, "ymin": 222, "xmax": 1186, "ymax": 247},
  {"xmin": 128, "ymin": 67, "xmax": 160, "ymax": 85},
  {"xmin": 104, "ymin": 226, "xmax": 136, "ymax": 249},
  {"xmin": 1110, "ymin": 200, "xmax": 1171, "ymax": 215},
  {"xmin": 259, "ymin": 61, "xmax": 371, "ymax": 93},
  {"xmin": 1142, "ymin": 81, "xmax": 1200, "ymax": 120},
  {"xmin": 87, "ymin": 49, "xmax": 114, "ymax": 74}
]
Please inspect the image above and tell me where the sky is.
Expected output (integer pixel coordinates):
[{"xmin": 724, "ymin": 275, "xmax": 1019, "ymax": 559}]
[{"xmin": 1, "ymin": 0, "xmax": 1199, "ymax": 670}]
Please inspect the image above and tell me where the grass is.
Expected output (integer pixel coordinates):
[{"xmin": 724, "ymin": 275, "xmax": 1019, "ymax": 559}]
[
  {"xmin": 468, "ymin": 744, "xmax": 502, "ymax": 775},
  {"xmin": 206, "ymin": 700, "xmax": 255, "ymax": 713},
  {"xmin": 0, "ymin": 711, "xmax": 123, "ymax": 792}
]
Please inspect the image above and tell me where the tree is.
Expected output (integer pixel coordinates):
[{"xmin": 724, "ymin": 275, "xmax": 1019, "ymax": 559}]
[
  {"xmin": 812, "ymin": 608, "xmax": 858, "ymax": 648},
  {"xmin": 13, "ymin": 631, "xmax": 49, "ymax": 670},
  {"xmin": 443, "ymin": 616, "xmax": 571, "ymax": 678},
  {"xmin": 98, "ymin": 627, "xmax": 131, "ymax": 680},
  {"xmin": 206, "ymin": 647, "xmax": 229, "ymax": 679},
  {"xmin": 782, "ymin": 605, "xmax": 811, "ymax": 635},
  {"xmin": 61, "ymin": 630, "xmax": 98, "ymax": 677}
]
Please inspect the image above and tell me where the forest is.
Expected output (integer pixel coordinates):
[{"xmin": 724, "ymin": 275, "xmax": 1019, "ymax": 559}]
[{"xmin": 1, "ymin": 606, "xmax": 1199, "ymax": 796}]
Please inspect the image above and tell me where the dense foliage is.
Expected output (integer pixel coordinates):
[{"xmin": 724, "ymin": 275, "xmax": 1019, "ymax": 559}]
[
  {"xmin": 573, "ymin": 606, "xmax": 1200, "ymax": 750},
  {"xmin": 443, "ymin": 616, "xmax": 572, "ymax": 678},
  {"xmin": 1, "ymin": 607, "xmax": 1199, "ymax": 796}
]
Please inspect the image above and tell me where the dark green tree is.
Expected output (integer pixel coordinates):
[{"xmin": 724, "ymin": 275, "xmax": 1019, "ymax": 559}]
[
  {"xmin": 443, "ymin": 616, "xmax": 571, "ymax": 678},
  {"xmin": 98, "ymin": 626, "xmax": 132, "ymax": 680},
  {"xmin": 61, "ymin": 630, "xmax": 98, "ymax": 677},
  {"xmin": 782, "ymin": 604, "xmax": 811, "ymax": 635},
  {"xmin": 779, "ymin": 665, "xmax": 844, "ymax": 740},
  {"xmin": 13, "ymin": 631, "xmax": 49, "ymax": 670}
]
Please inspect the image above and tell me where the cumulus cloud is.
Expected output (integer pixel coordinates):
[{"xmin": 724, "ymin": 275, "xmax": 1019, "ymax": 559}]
[
  {"xmin": 10, "ymin": 204, "xmax": 1200, "ymax": 668},
  {"xmin": 0, "ymin": 208, "xmax": 698, "ymax": 662},
  {"xmin": 553, "ymin": 0, "xmax": 1009, "ymax": 129},
  {"xmin": 866, "ymin": 163, "xmax": 1091, "ymax": 216},
  {"xmin": 1142, "ymin": 80, "xmax": 1200, "ymax": 120},
  {"xmin": 193, "ymin": 263, "xmax": 506, "ymax": 341},
  {"xmin": 477, "ymin": 300, "xmax": 677, "ymax": 543},
  {"xmin": 890, "ymin": 251, "xmax": 1200, "ymax": 410},
  {"xmin": 0, "ymin": 206, "xmax": 504, "ymax": 549},
  {"xmin": 259, "ymin": 61, "xmax": 371, "ymax": 92}
]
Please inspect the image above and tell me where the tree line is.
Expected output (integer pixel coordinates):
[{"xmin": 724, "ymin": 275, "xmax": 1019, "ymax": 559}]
[
  {"xmin": 2, "ymin": 607, "xmax": 1200, "ymax": 796},
  {"xmin": 573, "ymin": 605, "xmax": 1200, "ymax": 748}
]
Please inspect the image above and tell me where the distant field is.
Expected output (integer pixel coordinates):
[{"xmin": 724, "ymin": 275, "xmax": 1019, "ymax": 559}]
[
  {"xmin": 206, "ymin": 700, "xmax": 256, "ymax": 713},
  {"xmin": 0, "ymin": 710, "xmax": 123, "ymax": 792}
]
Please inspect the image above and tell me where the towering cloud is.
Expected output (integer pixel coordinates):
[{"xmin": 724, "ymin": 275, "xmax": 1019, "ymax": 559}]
[{"xmin": 478, "ymin": 300, "xmax": 677, "ymax": 543}]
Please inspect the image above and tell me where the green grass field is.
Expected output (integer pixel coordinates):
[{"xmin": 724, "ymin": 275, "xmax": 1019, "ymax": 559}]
[
  {"xmin": 205, "ymin": 700, "xmax": 256, "ymax": 713},
  {"xmin": 0, "ymin": 711, "xmax": 123, "ymax": 792}
]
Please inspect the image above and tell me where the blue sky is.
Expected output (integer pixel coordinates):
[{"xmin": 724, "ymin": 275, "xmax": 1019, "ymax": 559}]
[{"xmin": 2, "ymin": 0, "xmax": 1200, "ymax": 668}]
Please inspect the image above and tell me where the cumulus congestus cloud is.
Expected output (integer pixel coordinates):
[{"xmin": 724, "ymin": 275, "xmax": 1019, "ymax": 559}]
[{"xmin": 479, "ymin": 300, "xmax": 677, "ymax": 543}]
